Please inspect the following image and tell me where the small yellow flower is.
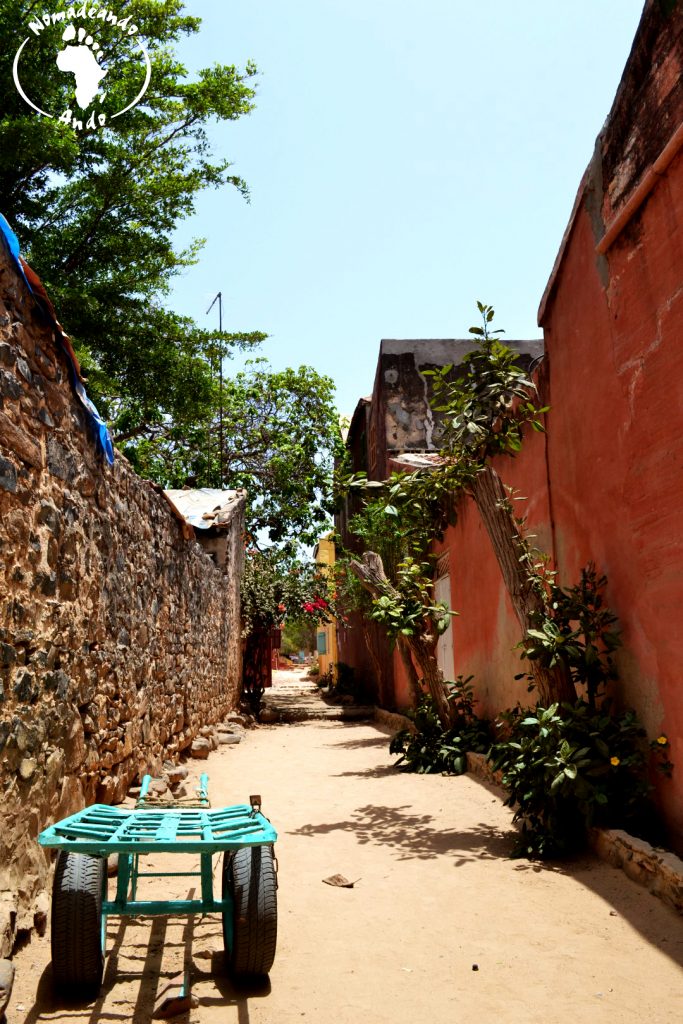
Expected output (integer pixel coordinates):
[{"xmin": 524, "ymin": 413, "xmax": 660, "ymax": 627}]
[
  {"xmin": 656, "ymin": 735, "xmax": 668, "ymax": 746},
  {"xmin": 610, "ymin": 756, "xmax": 620, "ymax": 767}
]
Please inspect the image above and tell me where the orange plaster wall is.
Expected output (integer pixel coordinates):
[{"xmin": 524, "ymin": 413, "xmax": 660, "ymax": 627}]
[
  {"xmin": 416, "ymin": 152, "xmax": 683, "ymax": 850},
  {"xmin": 433, "ymin": 423, "xmax": 554, "ymax": 720},
  {"xmin": 392, "ymin": 646, "xmax": 413, "ymax": 711},
  {"xmin": 541, "ymin": 151, "xmax": 683, "ymax": 848},
  {"xmin": 393, "ymin": 425, "xmax": 553, "ymax": 716}
]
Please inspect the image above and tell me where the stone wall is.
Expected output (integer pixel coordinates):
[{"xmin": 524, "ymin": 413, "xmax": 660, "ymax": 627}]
[{"xmin": 0, "ymin": 236, "xmax": 245, "ymax": 955}]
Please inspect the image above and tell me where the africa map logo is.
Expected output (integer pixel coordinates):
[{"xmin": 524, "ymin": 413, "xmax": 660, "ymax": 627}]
[{"xmin": 13, "ymin": 5, "xmax": 151, "ymax": 131}]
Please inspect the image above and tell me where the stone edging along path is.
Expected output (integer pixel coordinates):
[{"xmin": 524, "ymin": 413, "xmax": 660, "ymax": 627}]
[{"xmin": 372, "ymin": 710, "xmax": 683, "ymax": 916}]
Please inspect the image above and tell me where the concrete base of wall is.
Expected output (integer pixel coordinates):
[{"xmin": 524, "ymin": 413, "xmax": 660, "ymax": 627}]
[
  {"xmin": 466, "ymin": 751, "xmax": 504, "ymax": 788},
  {"xmin": 373, "ymin": 708, "xmax": 416, "ymax": 734},
  {"xmin": 588, "ymin": 828, "xmax": 683, "ymax": 915}
]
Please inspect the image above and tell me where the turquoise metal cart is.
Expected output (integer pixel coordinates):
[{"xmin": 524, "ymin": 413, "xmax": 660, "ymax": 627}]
[{"xmin": 38, "ymin": 775, "xmax": 278, "ymax": 996}]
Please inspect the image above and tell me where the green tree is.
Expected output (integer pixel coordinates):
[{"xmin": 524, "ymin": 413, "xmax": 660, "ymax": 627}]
[
  {"xmin": 0, "ymin": 0, "xmax": 263, "ymax": 438},
  {"xmin": 240, "ymin": 547, "xmax": 336, "ymax": 708},
  {"xmin": 241, "ymin": 549, "xmax": 334, "ymax": 636},
  {"xmin": 281, "ymin": 620, "xmax": 316, "ymax": 657},
  {"xmin": 1, "ymin": 3, "xmax": 343, "ymax": 552},
  {"xmin": 128, "ymin": 360, "xmax": 344, "ymax": 549},
  {"xmin": 339, "ymin": 469, "xmax": 460, "ymax": 727}
]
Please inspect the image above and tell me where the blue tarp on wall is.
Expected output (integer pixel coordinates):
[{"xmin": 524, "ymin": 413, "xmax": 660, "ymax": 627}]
[{"xmin": 0, "ymin": 212, "xmax": 114, "ymax": 466}]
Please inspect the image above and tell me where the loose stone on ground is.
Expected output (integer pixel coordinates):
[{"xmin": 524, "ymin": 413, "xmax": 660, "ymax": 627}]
[{"xmin": 0, "ymin": 958, "xmax": 14, "ymax": 1019}]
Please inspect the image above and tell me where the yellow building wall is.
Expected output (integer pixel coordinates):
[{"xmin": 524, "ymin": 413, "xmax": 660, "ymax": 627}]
[{"xmin": 314, "ymin": 533, "xmax": 338, "ymax": 677}]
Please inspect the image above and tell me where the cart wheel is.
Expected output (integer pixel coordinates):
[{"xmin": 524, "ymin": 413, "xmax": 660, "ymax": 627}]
[
  {"xmin": 51, "ymin": 851, "xmax": 107, "ymax": 997},
  {"xmin": 222, "ymin": 846, "xmax": 277, "ymax": 979}
]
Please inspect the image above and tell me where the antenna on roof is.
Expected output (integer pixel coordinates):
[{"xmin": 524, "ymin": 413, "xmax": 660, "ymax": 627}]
[{"xmin": 206, "ymin": 292, "xmax": 224, "ymax": 489}]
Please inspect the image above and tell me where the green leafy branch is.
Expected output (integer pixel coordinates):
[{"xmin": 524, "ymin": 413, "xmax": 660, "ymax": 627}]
[{"xmin": 427, "ymin": 301, "xmax": 549, "ymax": 467}]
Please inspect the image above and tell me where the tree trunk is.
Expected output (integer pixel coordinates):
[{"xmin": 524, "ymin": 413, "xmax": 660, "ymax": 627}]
[
  {"xmin": 397, "ymin": 635, "xmax": 424, "ymax": 706},
  {"xmin": 404, "ymin": 631, "xmax": 453, "ymax": 727},
  {"xmin": 242, "ymin": 627, "xmax": 273, "ymax": 712},
  {"xmin": 349, "ymin": 551, "xmax": 454, "ymax": 728},
  {"xmin": 470, "ymin": 464, "xmax": 576, "ymax": 705}
]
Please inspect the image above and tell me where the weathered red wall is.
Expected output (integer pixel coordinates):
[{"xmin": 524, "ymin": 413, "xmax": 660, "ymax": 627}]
[
  {"xmin": 535, "ymin": 0, "xmax": 683, "ymax": 849},
  {"xmin": 538, "ymin": 147, "xmax": 683, "ymax": 850},
  {"xmin": 393, "ymin": 1, "xmax": 683, "ymax": 850},
  {"xmin": 389, "ymin": 415, "xmax": 555, "ymax": 715},
  {"xmin": 435, "ymin": 422, "xmax": 555, "ymax": 719},
  {"xmin": 348, "ymin": 0, "xmax": 683, "ymax": 850},
  {"xmin": 424, "ymin": 148, "xmax": 683, "ymax": 845}
]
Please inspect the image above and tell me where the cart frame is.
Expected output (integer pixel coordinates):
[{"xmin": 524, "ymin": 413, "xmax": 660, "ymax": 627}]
[{"xmin": 38, "ymin": 773, "xmax": 278, "ymax": 987}]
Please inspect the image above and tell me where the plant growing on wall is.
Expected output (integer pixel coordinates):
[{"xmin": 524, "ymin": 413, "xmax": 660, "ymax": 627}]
[
  {"xmin": 337, "ymin": 467, "xmax": 462, "ymax": 728},
  {"xmin": 337, "ymin": 302, "xmax": 569, "ymax": 722},
  {"xmin": 390, "ymin": 676, "xmax": 490, "ymax": 774},
  {"xmin": 518, "ymin": 563, "xmax": 621, "ymax": 708},
  {"xmin": 427, "ymin": 302, "xmax": 575, "ymax": 705}
]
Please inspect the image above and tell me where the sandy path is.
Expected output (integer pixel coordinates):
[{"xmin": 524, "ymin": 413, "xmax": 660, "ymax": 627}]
[{"xmin": 11, "ymin": 713, "xmax": 683, "ymax": 1024}]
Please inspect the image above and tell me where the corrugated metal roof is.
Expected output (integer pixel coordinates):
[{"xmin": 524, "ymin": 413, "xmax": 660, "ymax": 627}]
[
  {"xmin": 389, "ymin": 452, "xmax": 448, "ymax": 470},
  {"xmin": 163, "ymin": 488, "xmax": 244, "ymax": 530}
]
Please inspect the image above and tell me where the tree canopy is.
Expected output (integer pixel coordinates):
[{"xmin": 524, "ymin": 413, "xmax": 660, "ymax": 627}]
[
  {"xmin": 0, "ymin": 2, "xmax": 342, "ymax": 549},
  {"xmin": 0, "ymin": 0, "xmax": 264, "ymax": 438},
  {"xmin": 128, "ymin": 359, "xmax": 344, "ymax": 549}
]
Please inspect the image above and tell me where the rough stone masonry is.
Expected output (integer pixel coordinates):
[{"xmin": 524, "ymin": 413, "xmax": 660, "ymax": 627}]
[{"xmin": 0, "ymin": 236, "xmax": 245, "ymax": 956}]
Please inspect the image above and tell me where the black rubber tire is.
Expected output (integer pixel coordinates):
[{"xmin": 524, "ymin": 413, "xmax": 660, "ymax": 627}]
[
  {"xmin": 51, "ymin": 851, "xmax": 107, "ymax": 997},
  {"xmin": 222, "ymin": 845, "xmax": 277, "ymax": 979}
]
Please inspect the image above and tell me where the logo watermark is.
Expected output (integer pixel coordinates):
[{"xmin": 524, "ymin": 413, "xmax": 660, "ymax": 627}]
[{"xmin": 13, "ymin": 5, "xmax": 151, "ymax": 131}]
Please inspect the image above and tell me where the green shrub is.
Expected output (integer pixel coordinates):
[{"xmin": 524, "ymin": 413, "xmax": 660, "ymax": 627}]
[
  {"xmin": 390, "ymin": 676, "xmax": 490, "ymax": 774},
  {"xmin": 518, "ymin": 564, "xmax": 621, "ymax": 708},
  {"xmin": 489, "ymin": 700, "xmax": 673, "ymax": 859}
]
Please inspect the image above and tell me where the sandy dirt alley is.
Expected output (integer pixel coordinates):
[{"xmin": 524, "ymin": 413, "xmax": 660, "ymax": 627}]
[{"xmin": 10, "ymin": 710, "xmax": 683, "ymax": 1024}]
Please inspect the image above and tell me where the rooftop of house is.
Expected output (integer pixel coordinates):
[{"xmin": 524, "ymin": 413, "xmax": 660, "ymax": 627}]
[
  {"xmin": 163, "ymin": 488, "xmax": 245, "ymax": 531},
  {"xmin": 379, "ymin": 337, "xmax": 544, "ymax": 362}
]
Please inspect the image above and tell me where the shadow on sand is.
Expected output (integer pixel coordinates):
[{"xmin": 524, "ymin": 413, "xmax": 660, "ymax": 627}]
[
  {"xmin": 21, "ymin": 910, "xmax": 272, "ymax": 1024},
  {"xmin": 297, "ymin": 723, "xmax": 683, "ymax": 972},
  {"xmin": 290, "ymin": 800, "xmax": 515, "ymax": 864}
]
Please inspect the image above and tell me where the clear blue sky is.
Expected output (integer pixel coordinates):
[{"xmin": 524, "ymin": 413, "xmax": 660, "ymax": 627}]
[{"xmin": 170, "ymin": 0, "xmax": 645, "ymax": 418}]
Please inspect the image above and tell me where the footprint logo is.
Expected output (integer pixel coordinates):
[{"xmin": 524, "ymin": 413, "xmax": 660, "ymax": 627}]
[
  {"xmin": 56, "ymin": 25, "xmax": 107, "ymax": 109},
  {"xmin": 13, "ymin": 15, "xmax": 151, "ymax": 128}
]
